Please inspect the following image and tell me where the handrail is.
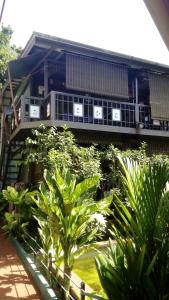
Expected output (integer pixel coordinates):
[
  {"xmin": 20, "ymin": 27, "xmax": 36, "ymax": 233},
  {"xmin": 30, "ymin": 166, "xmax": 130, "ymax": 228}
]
[
  {"xmin": 50, "ymin": 90, "xmax": 135, "ymax": 106},
  {"xmin": 23, "ymin": 231, "xmax": 87, "ymax": 299},
  {"xmin": 22, "ymin": 236, "xmax": 75, "ymax": 300},
  {"xmin": 0, "ymin": 111, "xmax": 10, "ymax": 185},
  {"xmin": 12, "ymin": 91, "xmax": 167, "ymax": 133},
  {"xmin": 23, "ymin": 231, "xmax": 85, "ymax": 289}
]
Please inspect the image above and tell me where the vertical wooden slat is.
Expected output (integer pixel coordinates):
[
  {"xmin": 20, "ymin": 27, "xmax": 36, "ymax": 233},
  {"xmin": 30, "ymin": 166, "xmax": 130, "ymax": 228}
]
[
  {"xmin": 149, "ymin": 73, "xmax": 169, "ymax": 120},
  {"xmin": 66, "ymin": 54, "xmax": 129, "ymax": 98}
]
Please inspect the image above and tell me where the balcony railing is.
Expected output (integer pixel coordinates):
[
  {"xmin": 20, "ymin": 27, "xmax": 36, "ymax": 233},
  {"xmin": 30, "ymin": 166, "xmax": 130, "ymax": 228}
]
[
  {"xmin": 54, "ymin": 92, "xmax": 135, "ymax": 128},
  {"xmin": 11, "ymin": 91, "xmax": 169, "ymax": 133}
]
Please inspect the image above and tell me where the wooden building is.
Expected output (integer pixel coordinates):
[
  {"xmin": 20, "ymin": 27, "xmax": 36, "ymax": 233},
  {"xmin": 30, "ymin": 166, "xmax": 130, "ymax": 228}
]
[{"xmin": 1, "ymin": 32, "xmax": 169, "ymax": 186}]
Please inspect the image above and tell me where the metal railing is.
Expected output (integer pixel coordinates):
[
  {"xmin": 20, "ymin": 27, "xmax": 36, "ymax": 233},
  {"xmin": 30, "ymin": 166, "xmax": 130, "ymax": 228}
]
[
  {"xmin": 54, "ymin": 92, "xmax": 135, "ymax": 128},
  {"xmin": 138, "ymin": 104, "xmax": 169, "ymax": 131},
  {"xmin": 21, "ymin": 231, "xmax": 90, "ymax": 300},
  {"xmin": 20, "ymin": 95, "xmax": 46, "ymax": 122},
  {"xmin": 11, "ymin": 91, "xmax": 169, "ymax": 132}
]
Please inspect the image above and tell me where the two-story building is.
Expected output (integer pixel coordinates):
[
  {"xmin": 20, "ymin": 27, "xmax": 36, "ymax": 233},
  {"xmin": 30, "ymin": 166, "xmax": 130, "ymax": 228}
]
[{"xmin": 1, "ymin": 32, "xmax": 169, "ymax": 186}]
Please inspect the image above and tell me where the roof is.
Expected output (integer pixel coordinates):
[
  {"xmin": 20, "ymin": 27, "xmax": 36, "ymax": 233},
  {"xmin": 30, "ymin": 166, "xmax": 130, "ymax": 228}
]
[
  {"xmin": 20, "ymin": 31, "xmax": 169, "ymax": 73},
  {"xmin": 2, "ymin": 31, "xmax": 169, "ymax": 102},
  {"xmin": 143, "ymin": 0, "xmax": 169, "ymax": 51}
]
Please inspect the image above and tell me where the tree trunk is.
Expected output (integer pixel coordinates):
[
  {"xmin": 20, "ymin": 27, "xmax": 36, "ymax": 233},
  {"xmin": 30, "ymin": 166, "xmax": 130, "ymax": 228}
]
[{"xmin": 63, "ymin": 257, "xmax": 71, "ymax": 300}]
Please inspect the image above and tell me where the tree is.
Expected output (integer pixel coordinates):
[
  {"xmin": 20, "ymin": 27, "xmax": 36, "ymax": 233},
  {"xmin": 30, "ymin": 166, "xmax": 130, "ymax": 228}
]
[
  {"xmin": 30, "ymin": 167, "xmax": 112, "ymax": 298},
  {"xmin": 96, "ymin": 157, "xmax": 169, "ymax": 299},
  {"xmin": 24, "ymin": 125, "xmax": 102, "ymax": 182},
  {"xmin": 0, "ymin": 25, "xmax": 21, "ymax": 87},
  {"xmin": 100, "ymin": 142, "xmax": 169, "ymax": 198}
]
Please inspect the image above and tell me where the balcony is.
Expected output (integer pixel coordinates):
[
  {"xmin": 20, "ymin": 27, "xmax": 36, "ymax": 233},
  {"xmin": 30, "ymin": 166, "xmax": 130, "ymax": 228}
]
[{"xmin": 10, "ymin": 91, "xmax": 169, "ymax": 139}]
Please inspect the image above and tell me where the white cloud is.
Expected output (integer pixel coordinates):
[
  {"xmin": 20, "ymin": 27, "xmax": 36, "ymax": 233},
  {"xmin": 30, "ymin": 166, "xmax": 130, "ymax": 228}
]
[{"xmin": 1, "ymin": 0, "xmax": 169, "ymax": 65}]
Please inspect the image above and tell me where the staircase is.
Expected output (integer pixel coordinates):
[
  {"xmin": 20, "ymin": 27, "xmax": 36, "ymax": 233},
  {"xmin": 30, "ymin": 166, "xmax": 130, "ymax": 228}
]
[
  {"xmin": 0, "ymin": 90, "xmax": 24, "ymax": 189},
  {"xmin": 1, "ymin": 141, "xmax": 24, "ymax": 189}
]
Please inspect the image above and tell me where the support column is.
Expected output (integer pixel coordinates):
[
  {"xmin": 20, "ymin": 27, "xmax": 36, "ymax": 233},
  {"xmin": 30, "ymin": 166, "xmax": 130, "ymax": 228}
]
[
  {"xmin": 50, "ymin": 91, "xmax": 55, "ymax": 121},
  {"xmin": 135, "ymin": 77, "xmax": 139, "ymax": 125},
  {"xmin": 44, "ymin": 60, "xmax": 48, "ymax": 98}
]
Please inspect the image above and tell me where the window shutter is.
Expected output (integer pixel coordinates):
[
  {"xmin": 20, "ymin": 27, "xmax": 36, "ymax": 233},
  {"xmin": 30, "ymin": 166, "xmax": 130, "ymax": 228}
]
[
  {"xmin": 66, "ymin": 54, "xmax": 129, "ymax": 98},
  {"xmin": 149, "ymin": 73, "xmax": 169, "ymax": 121}
]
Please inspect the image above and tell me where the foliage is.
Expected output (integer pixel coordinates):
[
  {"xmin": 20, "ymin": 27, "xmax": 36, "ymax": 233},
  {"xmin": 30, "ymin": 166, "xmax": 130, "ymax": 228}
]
[
  {"xmin": 0, "ymin": 192, "xmax": 7, "ymax": 217},
  {"xmin": 96, "ymin": 157, "xmax": 169, "ymax": 300},
  {"xmin": 101, "ymin": 142, "xmax": 148, "ymax": 192},
  {"xmin": 30, "ymin": 167, "xmax": 112, "ymax": 297},
  {"xmin": 24, "ymin": 125, "xmax": 101, "ymax": 181},
  {"xmin": 33, "ymin": 213, "xmax": 54, "ymax": 270},
  {"xmin": 2, "ymin": 186, "xmax": 33, "ymax": 237},
  {"xmin": 100, "ymin": 142, "xmax": 169, "ymax": 198},
  {"xmin": 0, "ymin": 25, "xmax": 21, "ymax": 87},
  {"xmin": 24, "ymin": 125, "xmax": 169, "ymax": 200}
]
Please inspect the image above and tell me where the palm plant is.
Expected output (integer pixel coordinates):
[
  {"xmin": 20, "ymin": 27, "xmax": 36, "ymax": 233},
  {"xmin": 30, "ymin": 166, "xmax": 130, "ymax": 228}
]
[
  {"xmin": 30, "ymin": 168, "xmax": 112, "ymax": 298},
  {"xmin": 96, "ymin": 157, "xmax": 169, "ymax": 300}
]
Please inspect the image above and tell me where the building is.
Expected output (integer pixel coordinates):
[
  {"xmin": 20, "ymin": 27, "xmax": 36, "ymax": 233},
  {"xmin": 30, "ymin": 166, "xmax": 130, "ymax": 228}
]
[{"xmin": 1, "ymin": 32, "xmax": 169, "ymax": 186}]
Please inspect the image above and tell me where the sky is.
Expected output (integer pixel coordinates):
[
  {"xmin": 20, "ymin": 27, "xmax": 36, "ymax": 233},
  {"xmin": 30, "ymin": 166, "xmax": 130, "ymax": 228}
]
[{"xmin": 1, "ymin": 0, "xmax": 169, "ymax": 65}]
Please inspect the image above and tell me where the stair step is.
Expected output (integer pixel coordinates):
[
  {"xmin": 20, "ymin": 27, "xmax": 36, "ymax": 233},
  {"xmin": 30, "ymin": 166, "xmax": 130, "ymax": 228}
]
[
  {"xmin": 2, "ymin": 139, "xmax": 24, "ymax": 188},
  {"xmin": 6, "ymin": 175, "xmax": 18, "ymax": 180},
  {"xmin": 7, "ymin": 165, "xmax": 19, "ymax": 168},
  {"xmin": 10, "ymin": 154, "xmax": 22, "ymax": 157},
  {"xmin": 8, "ymin": 159, "xmax": 22, "ymax": 163}
]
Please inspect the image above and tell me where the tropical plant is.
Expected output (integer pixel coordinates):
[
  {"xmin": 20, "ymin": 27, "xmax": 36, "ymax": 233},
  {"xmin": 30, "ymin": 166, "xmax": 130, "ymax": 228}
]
[
  {"xmin": 34, "ymin": 216, "xmax": 52, "ymax": 262},
  {"xmin": 23, "ymin": 125, "xmax": 101, "ymax": 182},
  {"xmin": 100, "ymin": 142, "xmax": 148, "ymax": 197},
  {"xmin": 0, "ymin": 192, "xmax": 7, "ymax": 217},
  {"xmin": 30, "ymin": 167, "xmax": 112, "ymax": 298},
  {"xmin": 96, "ymin": 157, "xmax": 169, "ymax": 300},
  {"xmin": 2, "ymin": 186, "xmax": 33, "ymax": 237}
]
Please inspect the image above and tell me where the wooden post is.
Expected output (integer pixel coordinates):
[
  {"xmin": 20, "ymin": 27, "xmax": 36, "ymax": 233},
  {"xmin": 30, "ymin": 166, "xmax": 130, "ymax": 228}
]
[
  {"xmin": 50, "ymin": 91, "xmax": 56, "ymax": 121},
  {"xmin": 135, "ymin": 77, "xmax": 139, "ymax": 125},
  {"xmin": 80, "ymin": 281, "xmax": 85, "ymax": 300},
  {"xmin": 8, "ymin": 66, "xmax": 18, "ymax": 127},
  {"xmin": 44, "ymin": 60, "xmax": 48, "ymax": 98}
]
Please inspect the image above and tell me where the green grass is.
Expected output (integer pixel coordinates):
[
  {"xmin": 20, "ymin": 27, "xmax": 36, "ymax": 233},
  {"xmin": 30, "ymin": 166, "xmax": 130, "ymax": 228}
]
[{"xmin": 73, "ymin": 249, "xmax": 105, "ymax": 296}]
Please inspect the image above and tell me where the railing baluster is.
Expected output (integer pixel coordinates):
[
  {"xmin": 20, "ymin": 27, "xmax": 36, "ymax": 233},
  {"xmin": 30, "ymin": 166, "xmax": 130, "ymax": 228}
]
[
  {"xmin": 16, "ymin": 91, "xmax": 169, "ymax": 133},
  {"xmin": 80, "ymin": 281, "xmax": 85, "ymax": 300}
]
